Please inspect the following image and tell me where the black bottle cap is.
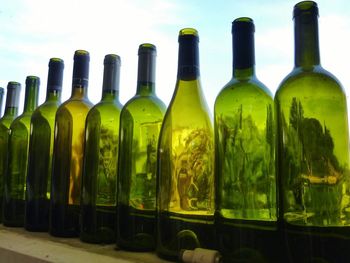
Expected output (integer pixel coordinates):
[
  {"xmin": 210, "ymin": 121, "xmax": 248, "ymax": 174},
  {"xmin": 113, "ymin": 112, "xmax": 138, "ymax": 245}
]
[
  {"xmin": 104, "ymin": 54, "xmax": 121, "ymax": 66},
  {"xmin": 6, "ymin": 81, "xmax": 21, "ymax": 107},
  {"xmin": 48, "ymin": 58, "xmax": 64, "ymax": 91},
  {"xmin": 294, "ymin": 1, "xmax": 319, "ymax": 18},
  {"xmin": 73, "ymin": 50, "xmax": 90, "ymax": 86},
  {"xmin": 232, "ymin": 17, "xmax": 255, "ymax": 69},
  {"xmin": 177, "ymin": 28, "xmax": 200, "ymax": 79}
]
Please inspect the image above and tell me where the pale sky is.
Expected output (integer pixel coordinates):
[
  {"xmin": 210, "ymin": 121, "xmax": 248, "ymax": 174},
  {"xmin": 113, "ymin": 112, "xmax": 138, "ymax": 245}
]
[{"xmin": 0, "ymin": 0, "xmax": 349, "ymax": 116}]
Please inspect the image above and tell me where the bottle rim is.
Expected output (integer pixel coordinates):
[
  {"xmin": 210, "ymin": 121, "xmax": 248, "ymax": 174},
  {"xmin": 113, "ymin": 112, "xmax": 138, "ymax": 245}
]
[
  {"xmin": 293, "ymin": 1, "xmax": 318, "ymax": 18},
  {"xmin": 232, "ymin": 17, "xmax": 255, "ymax": 33},
  {"xmin": 138, "ymin": 43, "xmax": 157, "ymax": 54},
  {"xmin": 7, "ymin": 81, "xmax": 21, "ymax": 89},
  {"xmin": 179, "ymin": 28, "xmax": 198, "ymax": 37},
  {"xmin": 104, "ymin": 54, "xmax": 121, "ymax": 65}
]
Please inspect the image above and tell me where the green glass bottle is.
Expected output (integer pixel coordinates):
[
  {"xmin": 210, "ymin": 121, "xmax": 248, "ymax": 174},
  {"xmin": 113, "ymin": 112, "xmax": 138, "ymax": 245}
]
[
  {"xmin": 80, "ymin": 54, "xmax": 122, "ymax": 243},
  {"xmin": 3, "ymin": 76, "xmax": 40, "ymax": 227},
  {"xmin": 117, "ymin": 44, "xmax": 166, "ymax": 251},
  {"xmin": 214, "ymin": 18, "xmax": 278, "ymax": 263},
  {"xmin": 25, "ymin": 58, "xmax": 64, "ymax": 232},
  {"xmin": 0, "ymin": 87, "xmax": 4, "ymax": 117},
  {"xmin": 275, "ymin": 2, "xmax": 350, "ymax": 262},
  {"xmin": 0, "ymin": 82, "xmax": 21, "ymax": 223},
  {"xmin": 50, "ymin": 50, "xmax": 93, "ymax": 237},
  {"xmin": 157, "ymin": 29, "xmax": 215, "ymax": 260}
]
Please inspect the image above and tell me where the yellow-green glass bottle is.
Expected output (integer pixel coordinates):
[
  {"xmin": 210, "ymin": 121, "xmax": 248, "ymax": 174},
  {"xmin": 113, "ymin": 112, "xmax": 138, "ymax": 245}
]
[
  {"xmin": 25, "ymin": 58, "xmax": 64, "ymax": 232},
  {"xmin": 275, "ymin": 2, "xmax": 350, "ymax": 262},
  {"xmin": 215, "ymin": 18, "xmax": 278, "ymax": 263},
  {"xmin": 117, "ymin": 44, "xmax": 166, "ymax": 251},
  {"xmin": 50, "ymin": 50, "xmax": 93, "ymax": 237},
  {"xmin": 0, "ymin": 82, "xmax": 21, "ymax": 223},
  {"xmin": 80, "ymin": 54, "xmax": 122, "ymax": 243},
  {"xmin": 157, "ymin": 29, "xmax": 215, "ymax": 261},
  {"xmin": 3, "ymin": 76, "xmax": 40, "ymax": 227},
  {"xmin": 0, "ymin": 87, "xmax": 4, "ymax": 117}
]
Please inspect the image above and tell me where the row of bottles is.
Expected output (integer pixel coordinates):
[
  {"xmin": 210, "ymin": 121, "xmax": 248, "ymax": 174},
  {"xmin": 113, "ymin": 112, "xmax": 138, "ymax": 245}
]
[{"xmin": 0, "ymin": 1, "xmax": 349, "ymax": 262}]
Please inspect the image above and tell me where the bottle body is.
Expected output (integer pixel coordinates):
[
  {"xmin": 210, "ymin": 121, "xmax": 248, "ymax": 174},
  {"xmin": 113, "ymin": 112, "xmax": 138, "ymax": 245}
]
[
  {"xmin": 214, "ymin": 18, "xmax": 279, "ymax": 262},
  {"xmin": 118, "ymin": 94, "xmax": 165, "ymax": 250},
  {"xmin": 276, "ymin": 2, "xmax": 350, "ymax": 262},
  {"xmin": 157, "ymin": 29, "xmax": 215, "ymax": 260},
  {"xmin": 117, "ymin": 44, "xmax": 166, "ymax": 250},
  {"xmin": 50, "ymin": 50, "xmax": 92, "ymax": 237},
  {"xmin": 25, "ymin": 58, "xmax": 64, "ymax": 231},
  {"xmin": 3, "ymin": 76, "xmax": 39, "ymax": 227},
  {"xmin": 0, "ymin": 82, "xmax": 20, "ymax": 223}
]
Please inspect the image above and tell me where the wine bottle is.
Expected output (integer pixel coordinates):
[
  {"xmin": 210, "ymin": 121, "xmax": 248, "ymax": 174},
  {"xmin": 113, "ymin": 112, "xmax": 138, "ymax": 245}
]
[
  {"xmin": 50, "ymin": 50, "xmax": 93, "ymax": 237},
  {"xmin": 275, "ymin": 2, "xmax": 350, "ymax": 262},
  {"xmin": 117, "ymin": 44, "xmax": 166, "ymax": 251},
  {"xmin": 157, "ymin": 29, "xmax": 215, "ymax": 260},
  {"xmin": 3, "ymin": 76, "xmax": 40, "ymax": 227},
  {"xmin": 25, "ymin": 58, "xmax": 64, "ymax": 231},
  {"xmin": 0, "ymin": 87, "xmax": 4, "ymax": 117},
  {"xmin": 214, "ymin": 17, "xmax": 279, "ymax": 263},
  {"xmin": 80, "ymin": 54, "xmax": 122, "ymax": 243},
  {"xmin": 0, "ymin": 82, "xmax": 21, "ymax": 223}
]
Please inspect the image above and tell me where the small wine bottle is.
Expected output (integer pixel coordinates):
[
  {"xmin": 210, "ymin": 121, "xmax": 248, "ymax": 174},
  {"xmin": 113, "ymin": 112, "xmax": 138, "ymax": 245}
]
[
  {"xmin": 50, "ymin": 50, "xmax": 93, "ymax": 237},
  {"xmin": 0, "ymin": 87, "xmax": 4, "ymax": 117},
  {"xmin": 117, "ymin": 44, "xmax": 166, "ymax": 251},
  {"xmin": 0, "ymin": 82, "xmax": 21, "ymax": 223},
  {"xmin": 3, "ymin": 76, "xmax": 40, "ymax": 227},
  {"xmin": 157, "ymin": 29, "xmax": 215, "ymax": 261},
  {"xmin": 275, "ymin": 1, "xmax": 350, "ymax": 262},
  {"xmin": 80, "ymin": 54, "xmax": 122, "ymax": 243},
  {"xmin": 25, "ymin": 58, "xmax": 64, "ymax": 231}
]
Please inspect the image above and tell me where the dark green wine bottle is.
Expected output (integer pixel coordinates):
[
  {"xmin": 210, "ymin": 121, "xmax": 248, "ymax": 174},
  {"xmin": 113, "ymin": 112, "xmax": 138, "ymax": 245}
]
[
  {"xmin": 80, "ymin": 54, "xmax": 122, "ymax": 243},
  {"xmin": 0, "ymin": 82, "xmax": 21, "ymax": 223},
  {"xmin": 50, "ymin": 50, "xmax": 93, "ymax": 237},
  {"xmin": 214, "ymin": 18, "xmax": 279, "ymax": 263},
  {"xmin": 0, "ymin": 87, "xmax": 4, "ymax": 117},
  {"xmin": 157, "ymin": 29, "xmax": 215, "ymax": 261},
  {"xmin": 117, "ymin": 44, "xmax": 166, "ymax": 251},
  {"xmin": 25, "ymin": 58, "xmax": 64, "ymax": 232},
  {"xmin": 3, "ymin": 76, "xmax": 40, "ymax": 227},
  {"xmin": 275, "ymin": 2, "xmax": 350, "ymax": 262}
]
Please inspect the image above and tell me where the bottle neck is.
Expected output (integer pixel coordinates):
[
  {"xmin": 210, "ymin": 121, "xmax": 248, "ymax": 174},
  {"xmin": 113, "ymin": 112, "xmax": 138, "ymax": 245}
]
[
  {"xmin": 177, "ymin": 36, "xmax": 200, "ymax": 80},
  {"xmin": 294, "ymin": 13, "xmax": 320, "ymax": 68},
  {"xmin": 101, "ymin": 89, "xmax": 120, "ymax": 102},
  {"xmin": 136, "ymin": 48, "xmax": 156, "ymax": 95},
  {"xmin": 4, "ymin": 106, "xmax": 18, "ymax": 117},
  {"xmin": 23, "ymin": 85, "xmax": 39, "ymax": 113},
  {"xmin": 71, "ymin": 84, "xmax": 89, "ymax": 99},
  {"xmin": 45, "ymin": 89, "xmax": 61, "ymax": 102},
  {"xmin": 232, "ymin": 23, "xmax": 255, "ymax": 79}
]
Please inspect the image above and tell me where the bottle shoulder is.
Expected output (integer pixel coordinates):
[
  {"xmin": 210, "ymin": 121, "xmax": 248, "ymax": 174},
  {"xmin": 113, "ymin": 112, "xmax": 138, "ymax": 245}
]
[
  {"xmin": 276, "ymin": 66, "xmax": 345, "ymax": 98},
  {"xmin": 11, "ymin": 113, "xmax": 31, "ymax": 131},
  {"xmin": 216, "ymin": 77, "xmax": 273, "ymax": 103},
  {"xmin": 0, "ymin": 115, "xmax": 15, "ymax": 129},
  {"xmin": 32, "ymin": 101, "xmax": 60, "ymax": 119},
  {"xmin": 121, "ymin": 94, "xmax": 166, "ymax": 116},
  {"xmin": 57, "ymin": 97, "xmax": 93, "ymax": 114},
  {"xmin": 86, "ymin": 101, "xmax": 122, "ymax": 123}
]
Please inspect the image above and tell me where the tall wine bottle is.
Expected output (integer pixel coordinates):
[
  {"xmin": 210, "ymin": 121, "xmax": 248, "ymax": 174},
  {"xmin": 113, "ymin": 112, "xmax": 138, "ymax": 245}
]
[
  {"xmin": 25, "ymin": 58, "xmax": 64, "ymax": 231},
  {"xmin": 50, "ymin": 50, "xmax": 93, "ymax": 237},
  {"xmin": 214, "ymin": 17, "xmax": 278, "ymax": 263},
  {"xmin": 157, "ymin": 29, "xmax": 215, "ymax": 261},
  {"xmin": 275, "ymin": 2, "xmax": 350, "ymax": 262},
  {"xmin": 0, "ymin": 82, "xmax": 21, "ymax": 223},
  {"xmin": 3, "ymin": 76, "xmax": 40, "ymax": 227},
  {"xmin": 80, "ymin": 54, "xmax": 122, "ymax": 243},
  {"xmin": 117, "ymin": 44, "xmax": 166, "ymax": 251},
  {"xmin": 0, "ymin": 87, "xmax": 4, "ymax": 117}
]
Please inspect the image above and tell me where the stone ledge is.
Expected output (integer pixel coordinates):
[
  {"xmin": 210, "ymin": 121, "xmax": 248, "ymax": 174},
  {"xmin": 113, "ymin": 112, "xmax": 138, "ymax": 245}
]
[{"xmin": 0, "ymin": 225, "xmax": 170, "ymax": 263}]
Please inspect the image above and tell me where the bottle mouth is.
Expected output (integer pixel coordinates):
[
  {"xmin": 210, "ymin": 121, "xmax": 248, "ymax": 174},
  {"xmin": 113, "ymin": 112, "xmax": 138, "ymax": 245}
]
[
  {"xmin": 232, "ymin": 17, "xmax": 255, "ymax": 33},
  {"xmin": 104, "ymin": 54, "xmax": 121, "ymax": 65},
  {"xmin": 26, "ymin": 76, "xmax": 40, "ymax": 86},
  {"xmin": 179, "ymin": 28, "xmax": 198, "ymax": 37},
  {"xmin": 74, "ymin": 50, "xmax": 90, "ymax": 62},
  {"xmin": 293, "ymin": 1, "xmax": 318, "ymax": 18},
  {"xmin": 7, "ymin": 81, "xmax": 21, "ymax": 89},
  {"xmin": 138, "ymin": 43, "xmax": 157, "ymax": 55}
]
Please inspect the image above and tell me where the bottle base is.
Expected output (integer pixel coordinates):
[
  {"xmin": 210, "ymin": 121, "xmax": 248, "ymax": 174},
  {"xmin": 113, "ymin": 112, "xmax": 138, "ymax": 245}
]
[{"xmin": 3, "ymin": 198, "xmax": 24, "ymax": 227}]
